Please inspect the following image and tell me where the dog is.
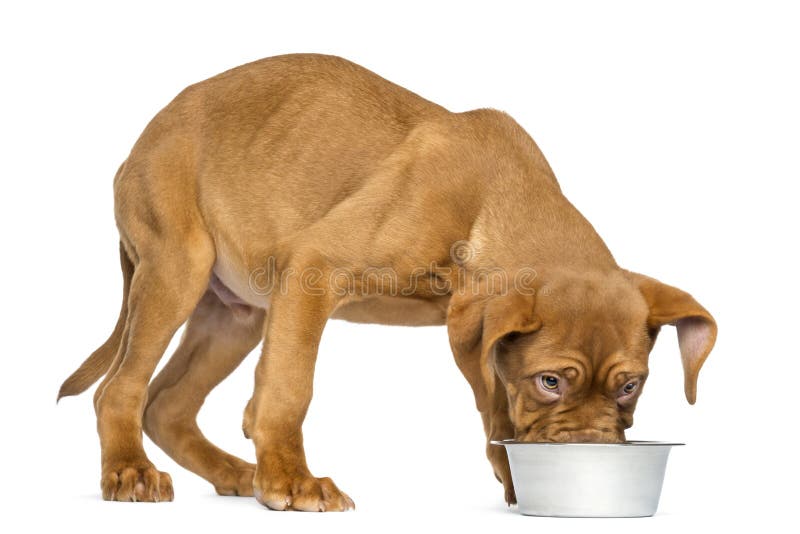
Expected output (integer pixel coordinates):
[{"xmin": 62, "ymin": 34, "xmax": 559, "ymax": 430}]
[{"xmin": 58, "ymin": 53, "xmax": 717, "ymax": 511}]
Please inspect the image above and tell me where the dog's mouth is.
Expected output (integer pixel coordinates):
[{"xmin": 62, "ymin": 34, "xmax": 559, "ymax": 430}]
[{"xmin": 518, "ymin": 428, "xmax": 625, "ymax": 444}]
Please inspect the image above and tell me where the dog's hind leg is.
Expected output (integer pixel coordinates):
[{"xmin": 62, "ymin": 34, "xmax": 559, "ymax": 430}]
[
  {"xmin": 93, "ymin": 227, "xmax": 215, "ymax": 502},
  {"xmin": 144, "ymin": 290, "xmax": 265, "ymax": 496},
  {"xmin": 92, "ymin": 148, "xmax": 217, "ymax": 500}
]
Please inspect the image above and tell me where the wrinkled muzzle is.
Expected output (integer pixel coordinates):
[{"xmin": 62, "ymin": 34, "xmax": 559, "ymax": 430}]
[{"xmin": 514, "ymin": 396, "xmax": 627, "ymax": 443}]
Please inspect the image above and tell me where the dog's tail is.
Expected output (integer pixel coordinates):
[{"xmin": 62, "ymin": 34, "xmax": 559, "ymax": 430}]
[{"xmin": 57, "ymin": 242, "xmax": 133, "ymax": 402}]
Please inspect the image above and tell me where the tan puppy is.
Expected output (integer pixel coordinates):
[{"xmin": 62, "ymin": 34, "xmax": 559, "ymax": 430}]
[{"xmin": 58, "ymin": 54, "xmax": 717, "ymax": 510}]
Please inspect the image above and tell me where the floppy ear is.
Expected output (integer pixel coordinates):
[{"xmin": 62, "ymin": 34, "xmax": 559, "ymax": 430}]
[
  {"xmin": 447, "ymin": 290, "xmax": 541, "ymax": 412},
  {"xmin": 629, "ymin": 272, "xmax": 718, "ymax": 405}
]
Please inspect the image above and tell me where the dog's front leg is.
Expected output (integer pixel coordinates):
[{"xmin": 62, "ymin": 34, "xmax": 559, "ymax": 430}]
[
  {"xmin": 449, "ymin": 315, "xmax": 517, "ymax": 504},
  {"xmin": 248, "ymin": 263, "xmax": 354, "ymax": 512},
  {"xmin": 482, "ymin": 382, "xmax": 517, "ymax": 505}
]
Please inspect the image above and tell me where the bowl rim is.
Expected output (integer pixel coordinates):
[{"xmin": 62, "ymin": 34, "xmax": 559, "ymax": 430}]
[{"xmin": 490, "ymin": 439, "xmax": 685, "ymax": 447}]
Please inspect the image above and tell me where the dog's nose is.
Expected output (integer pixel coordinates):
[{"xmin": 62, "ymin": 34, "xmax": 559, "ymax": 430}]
[{"xmin": 567, "ymin": 429, "xmax": 622, "ymax": 443}]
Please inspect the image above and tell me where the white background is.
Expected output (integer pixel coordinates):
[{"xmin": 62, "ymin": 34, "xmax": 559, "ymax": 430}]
[{"xmin": 2, "ymin": 1, "xmax": 798, "ymax": 532}]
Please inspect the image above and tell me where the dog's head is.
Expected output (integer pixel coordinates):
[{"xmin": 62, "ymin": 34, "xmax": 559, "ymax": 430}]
[{"xmin": 447, "ymin": 269, "xmax": 717, "ymax": 443}]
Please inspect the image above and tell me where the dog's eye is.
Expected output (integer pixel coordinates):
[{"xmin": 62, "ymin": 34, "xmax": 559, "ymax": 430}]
[
  {"xmin": 541, "ymin": 375, "xmax": 559, "ymax": 390},
  {"xmin": 622, "ymin": 382, "xmax": 638, "ymax": 394}
]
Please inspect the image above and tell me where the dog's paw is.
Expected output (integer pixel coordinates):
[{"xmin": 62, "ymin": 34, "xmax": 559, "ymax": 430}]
[
  {"xmin": 101, "ymin": 462, "xmax": 174, "ymax": 502},
  {"xmin": 504, "ymin": 484, "xmax": 517, "ymax": 506},
  {"xmin": 213, "ymin": 460, "xmax": 256, "ymax": 497},
  {"xmin": 253, "ymin": 469, "xmax": 354, "ymax": 512}
]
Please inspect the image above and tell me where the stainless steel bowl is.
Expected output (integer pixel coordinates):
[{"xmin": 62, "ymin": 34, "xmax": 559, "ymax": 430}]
[{"xmin": 491, "ymin": 440, "xmax": 683, "ymax": 517}]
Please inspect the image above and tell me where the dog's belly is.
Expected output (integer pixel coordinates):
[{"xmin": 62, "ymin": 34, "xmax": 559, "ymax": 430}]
[
  {"xmin": 210, "ymin": 246, "xmax": 449, "ymax": 326},
  {"xmin": 209, "ymin": 267, "xmax": 449, "ymax": 327},
  {"xmin": 210, "ymin": 241, "xmax": 273, "ymax": 309},
  {"xmin": 331, "ymin": 295, "xmax": 449, "ymax": 326}
]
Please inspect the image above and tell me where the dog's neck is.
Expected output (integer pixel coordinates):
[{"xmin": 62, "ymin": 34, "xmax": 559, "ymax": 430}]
[
  {"xmin": 466, "ymin": 173, "xmax": 618, "ymax": 276},
  {"xmin": 435, "ymin": 109, "xmax": 618, "ymax": 276}
]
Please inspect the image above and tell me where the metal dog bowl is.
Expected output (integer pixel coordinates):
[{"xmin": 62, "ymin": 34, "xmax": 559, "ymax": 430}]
[{"xmin": 491, "ymin": 440, "xmax": 683, "ymax": 517}]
